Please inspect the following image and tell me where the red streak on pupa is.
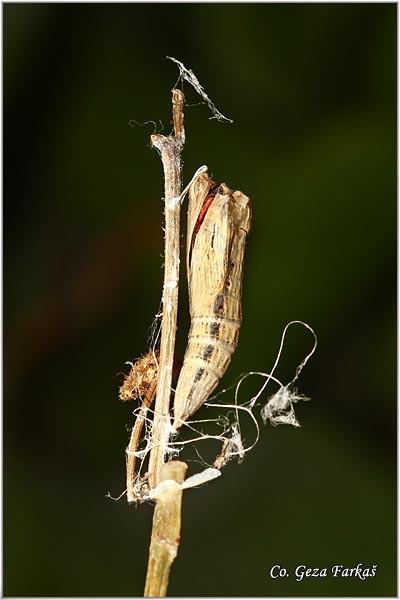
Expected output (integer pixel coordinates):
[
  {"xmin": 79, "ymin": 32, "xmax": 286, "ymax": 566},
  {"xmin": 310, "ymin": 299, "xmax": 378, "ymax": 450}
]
[{"xmin": 189, "ymin": 182, "xmax": 218, "ymax": 265}]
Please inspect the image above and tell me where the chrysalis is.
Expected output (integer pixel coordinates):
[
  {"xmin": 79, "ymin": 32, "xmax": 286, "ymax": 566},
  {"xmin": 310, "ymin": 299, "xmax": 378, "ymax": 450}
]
[{"xmin": 173, "ymin": 171, "xmax": 251, "ymax": 428}]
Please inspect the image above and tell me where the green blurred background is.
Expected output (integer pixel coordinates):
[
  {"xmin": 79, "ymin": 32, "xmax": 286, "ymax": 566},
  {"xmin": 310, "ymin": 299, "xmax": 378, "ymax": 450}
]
[{"xmin": 4, "ymin": 3, "xmax": 396, "ymax": 597}]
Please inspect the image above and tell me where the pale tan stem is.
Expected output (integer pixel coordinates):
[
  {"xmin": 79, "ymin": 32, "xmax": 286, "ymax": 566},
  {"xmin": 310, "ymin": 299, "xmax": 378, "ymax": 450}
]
[
  {"xmin": 144, "ymin": 461, "xmax": 187, "ymax": 597},
  {"xmin": 125, "ymin": 379, "xmax": 157, "ymax": 503},
  {"xmin": 148, "ymin": 90, "xmax": 185, "ymax": 489},
  {"xmin": 143, "ymin": 89, "xmax": 187, "ymax": 598}
]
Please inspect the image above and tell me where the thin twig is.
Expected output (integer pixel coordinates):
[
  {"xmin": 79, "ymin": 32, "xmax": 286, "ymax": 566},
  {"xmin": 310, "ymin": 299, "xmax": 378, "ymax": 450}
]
[
  {"xmin": 144, "ymin": 461, "xmax": 187, "ymax": 597},
  {"xmin": 125, "ymin": 379, "xmax": 157, "ymax": 503},
  {"xmin": 147, "ymin": 89, "xmax": 185, "ymax": 489}
]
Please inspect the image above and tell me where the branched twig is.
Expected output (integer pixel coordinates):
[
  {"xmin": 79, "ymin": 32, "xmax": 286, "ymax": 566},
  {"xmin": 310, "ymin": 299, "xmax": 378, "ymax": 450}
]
[
  {"xmin": 147, "ymin": 89, "xmax": 185, "ymax": 489},
  {"xmin": 143, "ymin": 90, "xmax": 186, "ymax": 597}
]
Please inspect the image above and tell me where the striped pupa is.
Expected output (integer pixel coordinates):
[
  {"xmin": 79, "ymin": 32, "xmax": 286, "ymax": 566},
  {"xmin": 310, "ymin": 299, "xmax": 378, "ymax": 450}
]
[{"xmin": 173, "ymin": 171, "xmax": 251, "ymax": 429}]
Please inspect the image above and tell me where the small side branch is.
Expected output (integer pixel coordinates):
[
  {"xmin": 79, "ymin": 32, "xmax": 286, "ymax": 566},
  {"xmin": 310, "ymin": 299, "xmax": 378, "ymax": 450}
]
[{"xmin": 125, "ymin": 379, "xmax": 157, "ymax": 502}]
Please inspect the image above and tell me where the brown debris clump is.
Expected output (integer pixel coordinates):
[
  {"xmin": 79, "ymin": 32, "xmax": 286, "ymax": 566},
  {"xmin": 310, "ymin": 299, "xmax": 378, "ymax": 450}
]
[{"xmin": 119, "ymin": 351, "xmax": 159, "ymax": 402}]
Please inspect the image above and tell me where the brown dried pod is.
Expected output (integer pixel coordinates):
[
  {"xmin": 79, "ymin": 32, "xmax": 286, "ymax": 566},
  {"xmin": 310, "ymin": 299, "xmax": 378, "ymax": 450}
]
[
  {"xmin": 119, "ymin": 350, "xmax": 159, "ymax": 402},
  {"xmin": 173, "ymin": 171, "xmax": 251, "ymax": 428}
]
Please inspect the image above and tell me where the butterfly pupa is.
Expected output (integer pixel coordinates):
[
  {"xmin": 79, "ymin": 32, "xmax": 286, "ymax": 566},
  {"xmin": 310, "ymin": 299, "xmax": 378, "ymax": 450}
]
[{"xmin": 173, "ymin": 171, "xmax": 251, "ymax": 429}]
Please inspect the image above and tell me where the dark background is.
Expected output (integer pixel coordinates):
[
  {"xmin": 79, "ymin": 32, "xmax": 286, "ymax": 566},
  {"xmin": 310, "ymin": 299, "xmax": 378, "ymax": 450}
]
[{"xmin": 4, "ymin": 3, "xmax": 396, "ymax": 597}]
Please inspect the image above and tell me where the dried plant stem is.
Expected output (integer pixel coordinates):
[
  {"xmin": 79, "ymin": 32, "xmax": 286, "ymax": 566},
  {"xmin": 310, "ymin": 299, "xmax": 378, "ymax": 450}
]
[
  {"xmin": 144, "ymin": 461, "xmax": 187, "ymax": 597},
  {"xmin": 147, "ymin": 89, "xmax": 185, "ymax": 490},
  {"xmin": 126, "ymin": 380, "xmax": 157, "ymax": 502},
  {"xmin": 144, "ymin": 90, "xmax": 186, "ymax": 597}
]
